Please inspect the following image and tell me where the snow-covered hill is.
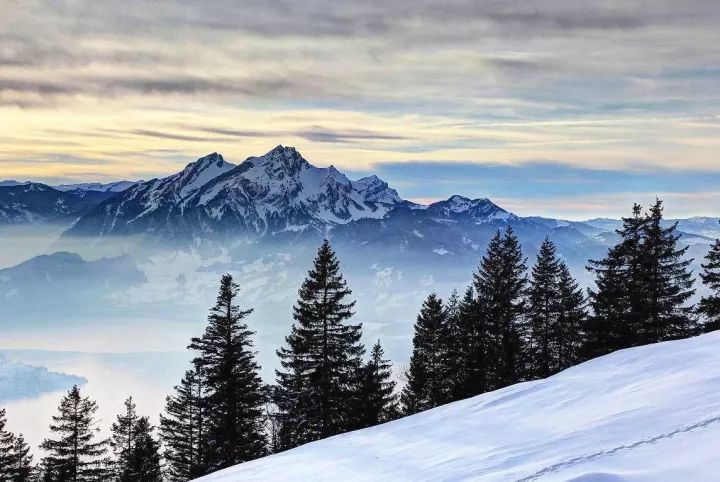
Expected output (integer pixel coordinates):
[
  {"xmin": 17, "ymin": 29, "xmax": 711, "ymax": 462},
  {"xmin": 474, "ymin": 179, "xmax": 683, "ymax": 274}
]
[{"xmin": 197, "ymin": 332, "xmax": 720, "ymax": 482}]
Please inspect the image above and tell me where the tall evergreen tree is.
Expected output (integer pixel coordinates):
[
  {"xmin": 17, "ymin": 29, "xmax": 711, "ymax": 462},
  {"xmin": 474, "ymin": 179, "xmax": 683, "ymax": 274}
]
[
  {"xmin": 584, "ymin": 243, "xmax": 629, "ymax": 360},
  {"xmin": 699, "ymin": 236, "xmax": 720, "ymax": 332},
  {"xmin": 40, "ymin": 385, "xmax": 111, "ymax": 482},
  {"xmin": 0, "ymin": 408, "xmax": 35, "ymax": 481},
  {"xmin": 188, "ymin": 274, "xmax": 267, "ymax": 470},
  {"xmin": 527, "ymin": 239, "xmax": 587, "ymax": 378},
  {"xmin": 441, "ymin": 290, "xmax": 462, "ymax": 399},
  {"xmin": 474, "ymin": 228, "xmax": 528, "ymax": 389},
  {"xmin": 527, "ymin": 238, "xmax": 562, "ymax": 379},
  {"xmin": 160, "ymin": 364, "xmax": 208, "ymax": 481},
  {"xmin": 123, "ymin": 417, "xmax": 162, "ymax": 482},
  {"xmin": 111, "ymin": 397, "xmax": 139, "ymax": 479},
  {"xmin": 351, "ymin": 341, "xmax": 399, "ymax": 429},
  {"xmin": 586, "ymin": 204, "xmax": 652, "ymax": 357},
  {"xmin": 585, "ymin": 201, "xmax": 696, "ymax": 359},
  {"xmin": 641, "ymin": 199, "xmax": 696, "ymax": 341},
  {"xmin": 449, "ymin": 286, "xmax": 489, "ymax": 400},
  {"xmin": 554, "ymin": 261, "xmax": 587, "ymax": 371},
  {"xmin": 400, "ymin": 293, "xmax": 449, "ymax": 415},
  {"xmin": 274, "ymin": 240, "xmax": 365, "ymax": 450},
  {"xmin": 111, "ymin": 397, "xmax": 162, "ymax": 482}
]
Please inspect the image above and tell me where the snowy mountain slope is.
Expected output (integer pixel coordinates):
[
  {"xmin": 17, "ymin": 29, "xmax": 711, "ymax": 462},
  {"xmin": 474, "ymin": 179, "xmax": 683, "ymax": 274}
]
[
  {"xmin": 0, "ymin": 182, "xmax": 96, "ymax": 225},
  {"xmin": 60, "ymin": 188, "xmax": 121, "ymax": 205},
  {"xmin": 197, "ymin": 332, "xmax": 720, "ymax": 482},
  {"xmin": 65, "ymin": 153, "xmax": 236, "ymax": 237},
  {"xmin": 177, "ymin": 145, "xmax": 404, "ymax": 236}
]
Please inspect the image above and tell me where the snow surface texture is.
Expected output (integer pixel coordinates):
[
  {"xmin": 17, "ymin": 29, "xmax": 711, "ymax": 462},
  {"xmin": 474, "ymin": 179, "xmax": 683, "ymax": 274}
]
[
  {"xmin": 0, "ymin": 354, "xmax": 86, "ymax": 402},
  {"xmin": 196, "ymin": 332, "xmax": 720, "ymax": 482}
]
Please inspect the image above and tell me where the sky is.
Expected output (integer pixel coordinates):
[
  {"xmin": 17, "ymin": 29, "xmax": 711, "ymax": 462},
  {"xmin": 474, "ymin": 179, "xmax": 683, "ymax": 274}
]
[{"xmin": 1, "ymin": 0, "xmax": 719, "ymax": 219}]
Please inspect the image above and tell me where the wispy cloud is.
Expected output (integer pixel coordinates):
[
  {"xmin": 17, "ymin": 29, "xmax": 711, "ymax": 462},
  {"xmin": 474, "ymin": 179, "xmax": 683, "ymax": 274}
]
[{"xmin": 1, "ymin": 0, "xmax": 719, "ymax": 217}]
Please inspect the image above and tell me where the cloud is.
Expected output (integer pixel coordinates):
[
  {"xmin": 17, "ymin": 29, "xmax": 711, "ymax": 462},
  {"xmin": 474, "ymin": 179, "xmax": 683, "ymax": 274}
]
[
  {"xmin": 1, "ymin": 0, "xmax": 720, "ymax": 215},
  {"xmin": 296, "ymin": 127, "xmax": 408, "ymax": 143}
]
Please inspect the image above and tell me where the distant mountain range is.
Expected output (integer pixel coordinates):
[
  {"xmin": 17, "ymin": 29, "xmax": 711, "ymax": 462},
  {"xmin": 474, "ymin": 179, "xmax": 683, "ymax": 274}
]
[
  {"xmin": 0, "ymin": 179, "xmax": 139, "ymax": 225},
  {"xmin": 64, "ymin": 147, "xmax": 406, "ymax": 239},
  {"xmin": 0, "ymin": 182, "xmax": 99, "ymax": 225},
  {"xmin": 2, "ymin": 146, "xmax": 717, "ymax": 263}
]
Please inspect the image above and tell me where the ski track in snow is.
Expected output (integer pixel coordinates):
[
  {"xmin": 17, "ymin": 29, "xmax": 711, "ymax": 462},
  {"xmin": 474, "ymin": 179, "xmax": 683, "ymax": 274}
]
[{"xmin": 513, "ymin": 414, "xmax": 720, "ymax": 482}]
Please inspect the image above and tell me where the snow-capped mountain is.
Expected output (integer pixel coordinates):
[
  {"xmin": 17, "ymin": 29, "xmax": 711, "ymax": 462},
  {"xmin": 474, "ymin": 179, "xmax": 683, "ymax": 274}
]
[
  {"xmin": 0, "ymin": 180, "xmax": 30, "ymax": 187},
  {"xmin": 424, "ymin": 195, "xmax": 517, "ymax": 224},
  {"xmin": 54, "ymin": 180, "xmax": 139, "ymax": 193},
  {"xmin": 197, "ymin": 332, "xmax": 720, "ymax": 482},
  {"xmin": 65, "ymin": 146, "xmax": 405, "ymax": 239},
  {"xmin": 0, "ymin": 182, "xmax": 96, "ymax": 225}
]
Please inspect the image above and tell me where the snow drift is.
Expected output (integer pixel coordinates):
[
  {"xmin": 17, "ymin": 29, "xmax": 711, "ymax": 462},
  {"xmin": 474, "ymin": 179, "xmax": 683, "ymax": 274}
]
[{"xmin": 196, "ymin": 332, "xmax": 720, "ymax": 481}]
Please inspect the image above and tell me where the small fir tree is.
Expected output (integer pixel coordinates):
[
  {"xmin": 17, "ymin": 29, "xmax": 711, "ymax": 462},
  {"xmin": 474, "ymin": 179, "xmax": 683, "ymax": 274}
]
[
  {"xmin": 111, "ymin": 397, "xmax": 162, "ymax": 482},
  {"xmin": 351, "ymin": 341, "xmax": 399, "ymax": 428},
  {"xmin": 699, "ymin": 236, "xmax": 720, "ymax": 331},
  {"xmin": 1, "ymin": 408, "xmax": 35, "ymax": 481},
  {"xmin": 160, "ymin": 364, "xmax": 208, "ymax": 481},
  {"xmin": 40, "ymin": 386, "xmax": 111, "ymax": 482},
  {"xmin": 400, "ymin": 293, "xmax": 449, "ymax": 415}
]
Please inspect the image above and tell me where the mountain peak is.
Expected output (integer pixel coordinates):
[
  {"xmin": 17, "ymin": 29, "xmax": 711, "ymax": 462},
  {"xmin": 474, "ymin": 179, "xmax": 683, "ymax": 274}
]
[
  {"xmin": 428, "ymin": 195, "xmax": 513, "ymax": 223},
  {"xmin": 255, "ymin": 145, "xmax": 304, "ymax": 163},
  {"xmin": 242, "ymin": 145, "xmax": 310, "ymax": 179},
  {"xmin": 186, "ymin": 152, "xmax": 225, "ymax": 170}
]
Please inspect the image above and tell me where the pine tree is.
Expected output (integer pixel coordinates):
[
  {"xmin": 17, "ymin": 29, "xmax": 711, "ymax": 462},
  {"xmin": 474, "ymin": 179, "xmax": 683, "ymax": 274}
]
[
  {"xmin": 527, "ymin": 238, "xmax": 562, "ymax": 379},
  {"xmin": 351, "ymin": 341, "xmax": 399, "ymax": 429},
  {"xmin": 584, "ymin": 244, "xmax": 629, "ymax": 360},
  {"xmin": 1, "ymin": 408, "xmax": 35, "ymax": 481},
  {"xmin": 441, "ymin": 290, "xmax": 462, "ymax": 399},
  {"xmin": 585, "ymin": 201, "xmax": 696, "ymax": 359},
  {"xmin": 123, "ymin": 417, "xmax": 162, "ymax": 482},
  {"xmin": 111, "ymin": 397, "xmax": 139, "ymax": 479},
  {"xmin": 450, "ymin": 286, "xmax": 489, "ymax": 400},
  {"xmin": 40, "ymin": 385, "xmax": 111, "ymax": 482},
  {"xmin": 641, "ymin": 199, "xmax": 696, "ymax": 341},
  {"xmin": 111, "ymin": 397, "xmax": 162, "ymax": 482},
  {"xmin": 526, "ymin": 239, "xmax": 587, "ymax": 378},
  {"xmin": 274, "ymin": 240, "xmax": 365, "ymax": 450},
  {"xmin": 11, "ymin": 434, "xmax": 35, "ymax": 481},
  {"xmin": 699, "ymin": 236, "xmax": 720, "ymax": 332},
  {"xmin": 474, "ymin": 228, "xmax": 528, "ymax": 389},
  {"xmin": 554, "ymin": 261, "xmax": 586, "ymax": 371},
  {"xmin": 0, "ymin": 407, "xmax": 17, "ymax": 472},
  {"xmin": 585, "ymin": 204, "xmax": 648, "ymax": 357},
  {"xmin": 160, "ymin": 364, "xmax": 208, "ymax": 481},
  {"xmin": 400, "ymin": 293, "xmax": 449, "ymax": 415},
  {"xmin": 188, "ymin": 274, "xmax": 267, "ymax": 470}
]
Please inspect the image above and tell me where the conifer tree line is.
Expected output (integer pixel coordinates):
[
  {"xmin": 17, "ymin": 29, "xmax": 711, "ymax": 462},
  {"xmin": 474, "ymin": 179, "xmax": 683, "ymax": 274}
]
[
  {"xmin": 3, "ymin": 198, "xmax": 719, "ymax": 481},
  {"xmin": 159, "ymin": 240, "xmax": 399, "ymax": 480},
  {"xmin": 400, "ymin": 199, "xmax": 718, "ymax": 414}
]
